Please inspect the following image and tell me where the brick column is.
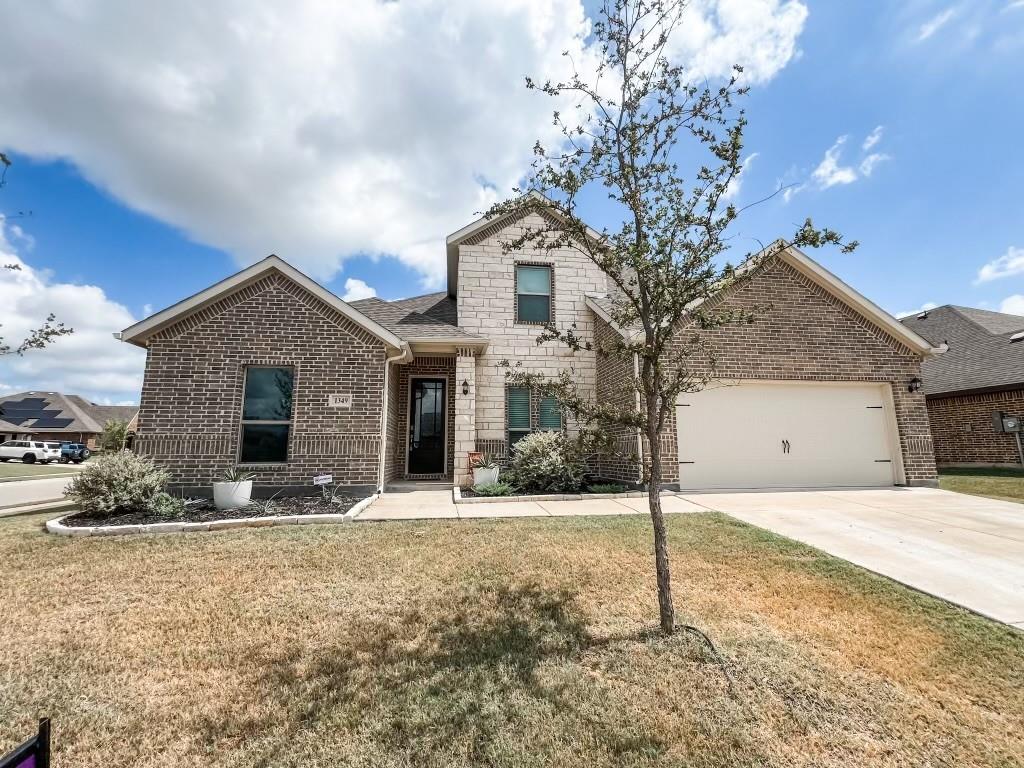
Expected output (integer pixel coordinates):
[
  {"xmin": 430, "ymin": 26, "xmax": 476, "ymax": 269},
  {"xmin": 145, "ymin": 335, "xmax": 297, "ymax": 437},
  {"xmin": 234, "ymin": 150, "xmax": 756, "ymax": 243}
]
[{"xmin": 454, "ymin": 348, "xmax": 477, "ymax": 487}]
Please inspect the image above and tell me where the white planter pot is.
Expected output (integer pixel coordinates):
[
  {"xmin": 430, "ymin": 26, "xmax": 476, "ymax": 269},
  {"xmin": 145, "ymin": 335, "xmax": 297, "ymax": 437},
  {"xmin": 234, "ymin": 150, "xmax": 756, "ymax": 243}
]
[
  {"xmin": 213, "ymin": 480, "xmax": 253, "ymax": 510},
  {"xmin": 473, "ymin": 466, "xmax": 500, "ymax": 487}
]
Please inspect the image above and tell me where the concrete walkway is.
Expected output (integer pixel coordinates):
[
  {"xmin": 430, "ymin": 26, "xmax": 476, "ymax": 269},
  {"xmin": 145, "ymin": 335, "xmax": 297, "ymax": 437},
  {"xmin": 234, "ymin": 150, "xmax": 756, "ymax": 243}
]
[{"xmin": 358, "ymin": 486, "xmax": 1024, "ymax": 628}]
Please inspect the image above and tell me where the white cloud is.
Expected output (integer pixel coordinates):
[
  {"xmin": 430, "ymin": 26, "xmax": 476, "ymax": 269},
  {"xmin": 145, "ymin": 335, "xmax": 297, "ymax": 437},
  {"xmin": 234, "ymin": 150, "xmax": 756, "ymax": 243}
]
[
  {"xmin": 0, "ymin": 217, "xmax": 145, "ymax": 403},
  {"xmin": 341, "ymin": 278, "xmax": 377, "ymax": 302},
  {"xmin": 975, "ymin": 246, "xmax": 1024, "ymax": 283},
  {"xmin": 0, "ymin": 1, "xmax": 807, "ymax": 289},
  {"xmin": 722, "ymin": 152, "xmax": 760, "ymax": 202},
  {"xmin": 894, "ymin": 301, "xmax": 938, "ymax": 319},
  {"xmin": 917, "ymin": 7, "xmax": 957, "ymax": 42},
  {"xmin": 786, "ymin": 126, "xmax": 890, "ymax": 201},
  {"xmin": 862, "ymin": 125, "xmax": 884, "ymax": 151},
  {"xmin": 811, "ymin": 136, "xmax": 859, "ymax": 188},
  {"xmin": 671, "ymin": 0, "xmax": 809, "ymax": 85},
  {"xmin": 1000, "ymin": 294, "xmax": 1024, "ymax": 315}
]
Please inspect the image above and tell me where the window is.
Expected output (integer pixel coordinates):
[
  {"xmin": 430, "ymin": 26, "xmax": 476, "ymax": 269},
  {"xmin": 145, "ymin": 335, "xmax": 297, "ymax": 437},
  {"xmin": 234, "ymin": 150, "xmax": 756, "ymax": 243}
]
[
  {"xmin": 515, "ymin": 264, "xmax": 552, "ymax": 323},
  {"xmin": 507, "ymin": 387, "xmax": 531, "ymax": 447},
  {"xmin": 507, "ymin": 388, "xmax": 563, "ymax": 448},
  {"xmin": 239, "ymin": 367, "xmax": 294, "ymax": 463}
]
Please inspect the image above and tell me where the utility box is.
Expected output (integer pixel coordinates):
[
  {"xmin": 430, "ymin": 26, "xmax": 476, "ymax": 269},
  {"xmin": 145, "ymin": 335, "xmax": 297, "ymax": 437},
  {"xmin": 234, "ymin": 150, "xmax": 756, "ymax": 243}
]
[{"xmin": 993, "ymin": 411, "xmax": 1022, "ymax": 433}]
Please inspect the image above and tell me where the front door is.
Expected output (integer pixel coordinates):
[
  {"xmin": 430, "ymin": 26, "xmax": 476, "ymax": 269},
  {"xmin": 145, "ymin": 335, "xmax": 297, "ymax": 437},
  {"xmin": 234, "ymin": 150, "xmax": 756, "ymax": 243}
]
[{"xmin": 408, "ymin": 378, "xmax": 446, "ymax": 475}]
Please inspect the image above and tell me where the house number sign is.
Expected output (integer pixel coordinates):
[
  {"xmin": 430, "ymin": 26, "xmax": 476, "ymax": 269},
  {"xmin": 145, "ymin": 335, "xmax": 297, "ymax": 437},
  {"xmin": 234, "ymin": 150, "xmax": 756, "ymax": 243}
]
[{"xmin": 328, "ymin": 393, "xmax": 352, "ymax": 408}]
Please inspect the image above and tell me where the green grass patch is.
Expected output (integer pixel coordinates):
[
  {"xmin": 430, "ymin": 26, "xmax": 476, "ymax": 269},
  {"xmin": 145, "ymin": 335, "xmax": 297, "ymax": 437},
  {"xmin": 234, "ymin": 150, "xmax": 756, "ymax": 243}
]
[{"xmin": 939, "ymin": 466, "xmax": 1024, "ymax": 504}]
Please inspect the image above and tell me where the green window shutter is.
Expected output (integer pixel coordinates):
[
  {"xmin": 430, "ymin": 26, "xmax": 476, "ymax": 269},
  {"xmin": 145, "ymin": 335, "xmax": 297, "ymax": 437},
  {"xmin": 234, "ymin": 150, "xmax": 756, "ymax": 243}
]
[
  {"xmin": 507, "ymin": 387, "xmax": 531, "ymax": 430},
  {"xmin": 538, "ymin": 395, "xmax": 562, "ymax": 430}
]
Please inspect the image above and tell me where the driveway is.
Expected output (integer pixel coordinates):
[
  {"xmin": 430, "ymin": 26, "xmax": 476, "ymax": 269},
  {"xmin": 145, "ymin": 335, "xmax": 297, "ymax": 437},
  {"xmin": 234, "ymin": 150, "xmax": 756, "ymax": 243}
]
[
  {"xmin": 693, "ymin": 487, "xmax": 1024, "ymax": 629},
  {"xmin": 361, "ymin": 486, "xmax": 1024, "ymax": 627},
  {"xmin": 0, "ymin": 476, "xmax": 77, "ymax": 512}
]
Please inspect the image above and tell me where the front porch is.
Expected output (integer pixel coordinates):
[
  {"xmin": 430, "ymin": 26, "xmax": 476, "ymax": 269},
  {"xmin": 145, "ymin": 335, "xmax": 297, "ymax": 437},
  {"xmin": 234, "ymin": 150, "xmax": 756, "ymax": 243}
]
[{"xmin": 385, "ymin": 355, "xmax": 458, "ymax": 483}]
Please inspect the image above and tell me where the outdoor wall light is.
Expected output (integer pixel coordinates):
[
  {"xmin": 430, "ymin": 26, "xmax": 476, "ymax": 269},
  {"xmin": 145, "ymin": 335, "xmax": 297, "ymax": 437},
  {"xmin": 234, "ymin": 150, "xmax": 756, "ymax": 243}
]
[
  {"xmin": 462, "ymin": 380, "xmax": 470, "ymax": 396},
  {"xmin": 908, "ymin": 377, "xmax": 922, "ymax": 393}
]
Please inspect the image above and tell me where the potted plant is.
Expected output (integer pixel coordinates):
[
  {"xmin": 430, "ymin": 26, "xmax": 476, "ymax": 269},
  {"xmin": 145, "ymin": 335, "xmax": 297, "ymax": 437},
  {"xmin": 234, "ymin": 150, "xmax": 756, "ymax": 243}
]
[
  {"xmin": 213, "ymin": 467, "xmax": 256, "ymax": 510},
  {"xmin": 471, "ymin": 453, "xmax": 500, "ymax": 487}
]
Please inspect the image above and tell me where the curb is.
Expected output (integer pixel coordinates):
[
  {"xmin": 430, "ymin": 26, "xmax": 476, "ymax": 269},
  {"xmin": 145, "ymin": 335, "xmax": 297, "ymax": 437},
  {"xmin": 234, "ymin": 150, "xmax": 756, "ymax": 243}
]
[
  {"xmin": 0, "ymin": 500, "xmax": 78, "ymax": 519},
  {"xmin": 45, "ymin": 494, "xmax": 379, "ymax": 537},
  {"xmin": 454, "ymin": 489, "xmax": 672, "ymax": 504}
]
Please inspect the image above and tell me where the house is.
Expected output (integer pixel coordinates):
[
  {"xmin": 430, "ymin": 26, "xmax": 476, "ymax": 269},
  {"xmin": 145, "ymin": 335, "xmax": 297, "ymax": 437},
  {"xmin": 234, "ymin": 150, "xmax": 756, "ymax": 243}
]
[
  {"xmin": 900, "ymin": 305, "xmax": 1024, "ymax": 466},
  {"xmin": 119, "ymin": 200, "xmax": 944, "ymax": 494},
  {"xmin": 0, "ymin": 391, "xmax": 138, "ymax": 449}
]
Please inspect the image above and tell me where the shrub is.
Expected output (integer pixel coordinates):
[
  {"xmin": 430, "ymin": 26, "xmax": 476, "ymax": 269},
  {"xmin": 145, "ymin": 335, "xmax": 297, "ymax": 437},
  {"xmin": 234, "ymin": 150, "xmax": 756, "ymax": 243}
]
[
  {"xmin": 64, "ymin": 452, "xmax": 171, "ymax": 519},
  {"xmin": 588, "ymin": 483, "xmax": 627, "ymax": 494},
  {"xmin": 472, "ymin": 482, "xmax": 515, "ymax": 497},
  {"xmin": 507, "ymin": 431, "xmax": 585, "ymax": 494}
]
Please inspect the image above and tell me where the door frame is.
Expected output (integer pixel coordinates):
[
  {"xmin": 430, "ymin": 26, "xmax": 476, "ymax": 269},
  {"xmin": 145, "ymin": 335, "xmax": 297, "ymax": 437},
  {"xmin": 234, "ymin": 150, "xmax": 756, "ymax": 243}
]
[
  {"xmin": 405, "ymin": 375, "xmax": 448, "ymax": 477},
  {"xmin": 675, "ymin": 378, "xmax": 906, "ymax": 489}
]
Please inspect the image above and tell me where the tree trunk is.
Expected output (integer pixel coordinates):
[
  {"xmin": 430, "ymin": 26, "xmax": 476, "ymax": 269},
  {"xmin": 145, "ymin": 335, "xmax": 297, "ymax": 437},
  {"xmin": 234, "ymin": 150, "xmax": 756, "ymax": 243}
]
[{"xmin": 647, "ymin": 426, "xmax": 675, "ymax": 634}]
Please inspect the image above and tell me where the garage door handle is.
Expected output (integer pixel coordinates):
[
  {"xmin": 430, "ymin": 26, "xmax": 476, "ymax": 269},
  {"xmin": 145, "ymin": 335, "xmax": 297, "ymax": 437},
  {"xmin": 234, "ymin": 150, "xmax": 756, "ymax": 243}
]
[{"xmin": 781, "ymin": 439, "xmax": 790, "ymax": 454}]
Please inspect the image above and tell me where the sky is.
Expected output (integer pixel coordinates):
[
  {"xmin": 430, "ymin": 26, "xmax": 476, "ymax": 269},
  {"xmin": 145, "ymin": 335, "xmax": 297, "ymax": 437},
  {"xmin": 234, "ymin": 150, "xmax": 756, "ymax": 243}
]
[{"xmin": 0, "ymin": 0, "xmax": 1022, "ymax": 405}]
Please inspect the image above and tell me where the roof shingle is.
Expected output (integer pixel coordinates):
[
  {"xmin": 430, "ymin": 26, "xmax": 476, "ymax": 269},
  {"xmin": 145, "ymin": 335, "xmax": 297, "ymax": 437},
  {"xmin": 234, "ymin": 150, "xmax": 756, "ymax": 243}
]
[{"xmin": 349, "ymin": 292, "xmax": 484, "ymax": 341}]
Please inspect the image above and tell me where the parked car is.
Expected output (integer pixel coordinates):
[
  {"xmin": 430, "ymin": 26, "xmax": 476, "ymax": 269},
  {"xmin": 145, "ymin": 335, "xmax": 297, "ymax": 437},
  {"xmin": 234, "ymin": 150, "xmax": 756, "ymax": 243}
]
[
  {"xmin": 59, "ymin": 442, "xmax": 91, "ymax": 463},
  {"xmin": 0, "ymin": 440, "xmax": 63, "ymax": 464}
]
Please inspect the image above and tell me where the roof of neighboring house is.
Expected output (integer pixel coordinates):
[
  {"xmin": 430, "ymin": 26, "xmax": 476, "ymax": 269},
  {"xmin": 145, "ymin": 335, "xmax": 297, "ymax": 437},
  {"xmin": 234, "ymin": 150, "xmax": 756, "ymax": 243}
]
[
  {"xmin": 900, "ymin": 305, "xmax": 1024, "ymax": 396},
  {"xmin": 349, "ymin": 293, "xmax": 485, "ymax": 342},
  {"xmin": 0, "ymin": 392, "xmax": 139, "ymax": 435}
]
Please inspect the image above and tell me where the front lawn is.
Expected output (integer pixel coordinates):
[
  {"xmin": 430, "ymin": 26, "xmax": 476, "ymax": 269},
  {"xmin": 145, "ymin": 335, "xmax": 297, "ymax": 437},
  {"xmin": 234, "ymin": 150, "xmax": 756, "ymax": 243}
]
[
  {"xmin": 0, "ymin": 461, "xmax": 82, "ymax": 482},
  {"xmin": 1, "ymin": 513, "xmax": 1021, "ymax": 767},
  {"xmin": 939, "ymin": 466, "xmax": 1024, "ymax": 504}
]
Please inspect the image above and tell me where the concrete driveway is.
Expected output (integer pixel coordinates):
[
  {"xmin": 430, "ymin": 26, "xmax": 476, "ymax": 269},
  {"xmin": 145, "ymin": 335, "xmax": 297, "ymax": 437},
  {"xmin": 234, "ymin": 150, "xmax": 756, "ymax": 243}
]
[{"xmin": 695, "ymin": 487, "xmax": 1024, "ymax": 629}]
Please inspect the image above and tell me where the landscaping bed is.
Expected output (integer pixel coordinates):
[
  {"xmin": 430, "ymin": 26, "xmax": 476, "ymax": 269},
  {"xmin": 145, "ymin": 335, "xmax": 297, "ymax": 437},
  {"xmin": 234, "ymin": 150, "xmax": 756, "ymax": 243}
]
[{"xmin": 60, "ymin": 493, "xmax": 367, "ymax": 527}]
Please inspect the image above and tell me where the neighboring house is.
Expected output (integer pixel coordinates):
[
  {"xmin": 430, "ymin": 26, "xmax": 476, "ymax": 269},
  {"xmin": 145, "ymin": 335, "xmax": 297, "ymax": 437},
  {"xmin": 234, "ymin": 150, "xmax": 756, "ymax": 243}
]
[
  {"xmin": 900, "ymin": 305, "xmax": 1024, "ymax": 466},
  {"xmin": 119, "ymin": 199, "xmax": 943, "ymax": 494},
  {"xmin": 0, "ymin": 391, "xmax": 139, "ymax": 449}
]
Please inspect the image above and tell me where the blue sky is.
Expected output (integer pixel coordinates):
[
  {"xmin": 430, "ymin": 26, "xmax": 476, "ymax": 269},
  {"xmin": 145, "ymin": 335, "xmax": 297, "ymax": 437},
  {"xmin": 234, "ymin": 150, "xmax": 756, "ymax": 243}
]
[{"xmin": 1, "ymin": 1, "xmax": 1022, "ymax": 404}]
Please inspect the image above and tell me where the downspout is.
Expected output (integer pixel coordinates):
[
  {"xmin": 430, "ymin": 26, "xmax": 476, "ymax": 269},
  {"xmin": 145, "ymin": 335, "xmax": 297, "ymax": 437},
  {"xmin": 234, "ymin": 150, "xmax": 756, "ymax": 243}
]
[
  {"xmin": 377, "ymin": 344, "xmax": 412, "ymax": 494},
  {"xmin": 633, "ymin": 351, "xmax": 644, "ymax": 486}
]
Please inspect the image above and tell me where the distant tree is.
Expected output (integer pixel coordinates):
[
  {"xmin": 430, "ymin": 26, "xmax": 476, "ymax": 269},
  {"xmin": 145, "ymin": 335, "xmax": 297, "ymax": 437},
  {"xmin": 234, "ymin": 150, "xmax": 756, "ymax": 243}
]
[
  {"xmin": 0, "ymin": 151, "xmax": 73, "ymax": 356},
  {"xmin": 99, "ymin": 419, "xmax": 130, "ymax": 452},
  {"xmin": 491, "ymin": 0, "xmax": 855, "ymax": 635}
]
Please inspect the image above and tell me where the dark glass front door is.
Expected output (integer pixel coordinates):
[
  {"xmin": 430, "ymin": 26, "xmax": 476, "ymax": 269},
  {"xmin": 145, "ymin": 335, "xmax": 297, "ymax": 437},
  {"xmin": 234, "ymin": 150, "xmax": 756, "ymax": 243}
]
[{"xmin": 408, "ymin": 378, "xmax": 446, "ymax": 475}]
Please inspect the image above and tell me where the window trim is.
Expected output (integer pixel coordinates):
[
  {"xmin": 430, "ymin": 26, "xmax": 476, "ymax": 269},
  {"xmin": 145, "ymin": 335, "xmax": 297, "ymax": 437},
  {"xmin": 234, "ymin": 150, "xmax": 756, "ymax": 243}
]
[
  {"xmin": 514, "ymin": 262, "xmax": 554, "ymax": 325},
  {"xmin": 237, "ymin": 365, "xmax": 295, "ymax": 466}
]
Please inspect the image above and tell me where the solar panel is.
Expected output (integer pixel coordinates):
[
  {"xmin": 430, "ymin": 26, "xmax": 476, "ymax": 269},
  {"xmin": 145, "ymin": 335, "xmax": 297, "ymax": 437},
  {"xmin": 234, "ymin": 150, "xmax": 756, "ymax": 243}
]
[{"xmin": 0, "ymin": 398, "xmax": 75, "ymax": 430}]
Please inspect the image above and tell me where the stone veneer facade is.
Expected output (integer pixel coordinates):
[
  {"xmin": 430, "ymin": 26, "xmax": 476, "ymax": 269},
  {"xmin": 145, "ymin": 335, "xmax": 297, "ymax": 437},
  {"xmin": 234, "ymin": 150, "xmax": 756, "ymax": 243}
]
[
  {"xmin": 453, "ymin": 212, "xmax": 607, "ymax": 484},
  {"xmin": 136, "ymin": 273, "xmax": 388, "ymax": 492},
  {"xmin": 926, "ymin": 388, "xmax": 1024, "ymax": 466}
]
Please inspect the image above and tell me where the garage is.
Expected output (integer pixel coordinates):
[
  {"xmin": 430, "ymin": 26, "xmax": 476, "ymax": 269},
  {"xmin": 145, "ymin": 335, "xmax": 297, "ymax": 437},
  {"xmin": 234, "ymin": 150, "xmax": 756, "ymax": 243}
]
[{"xmin": 675, "ymin": 381, "xmax": 902, "ymax": 490}]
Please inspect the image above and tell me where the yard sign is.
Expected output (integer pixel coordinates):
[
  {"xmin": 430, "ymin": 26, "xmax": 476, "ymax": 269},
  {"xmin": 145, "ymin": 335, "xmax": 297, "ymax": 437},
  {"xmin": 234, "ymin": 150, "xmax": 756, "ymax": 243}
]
[{"xmin": 0, "ymin": 719, "xmax": 50, "ymax": 768}]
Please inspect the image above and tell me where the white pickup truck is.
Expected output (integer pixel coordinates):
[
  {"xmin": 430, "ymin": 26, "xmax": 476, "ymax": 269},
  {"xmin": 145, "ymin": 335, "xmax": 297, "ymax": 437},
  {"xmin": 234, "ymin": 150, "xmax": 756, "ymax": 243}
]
[{"xmin": 0, "ymin": 440, "xmax": 63, "ymax": 464}]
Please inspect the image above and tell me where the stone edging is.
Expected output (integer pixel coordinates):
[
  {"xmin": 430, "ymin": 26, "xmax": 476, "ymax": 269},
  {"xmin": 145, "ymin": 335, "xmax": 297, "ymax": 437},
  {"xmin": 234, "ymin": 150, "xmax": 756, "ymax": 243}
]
[
  {"xmin": 453, "ymin": 487, "xmax": 676, "ymax": 504},
  {"xmin": 45, "ymin": 494, "xmax": 379, "ymax": 537}
]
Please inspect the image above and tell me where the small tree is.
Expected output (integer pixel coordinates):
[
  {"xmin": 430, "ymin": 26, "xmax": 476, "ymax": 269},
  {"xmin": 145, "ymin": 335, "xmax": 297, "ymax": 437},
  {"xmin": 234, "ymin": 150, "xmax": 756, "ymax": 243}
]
[
  {"xmin": 490, "ymin": 0, "xmax": 855, "ymax": 635},
  {"xmin": 99, "ymin": 419, "xmax": 129, "ymax": 452}
]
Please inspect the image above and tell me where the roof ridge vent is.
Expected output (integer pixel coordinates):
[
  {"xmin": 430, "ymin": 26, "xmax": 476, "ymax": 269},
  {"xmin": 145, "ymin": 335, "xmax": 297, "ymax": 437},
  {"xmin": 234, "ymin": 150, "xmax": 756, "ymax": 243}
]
[
  {"xmin": 1011, "ymin": 331, "xmax": 1024, "ymax": 343},
  {"xmin": 916, "ymin": 310, "xmax": 929, "ymax": 319}
]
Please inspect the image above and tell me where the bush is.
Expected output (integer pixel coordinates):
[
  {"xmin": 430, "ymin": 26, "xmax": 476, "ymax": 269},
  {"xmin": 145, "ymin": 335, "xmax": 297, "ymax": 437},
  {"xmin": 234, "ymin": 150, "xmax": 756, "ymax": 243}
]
[
  {"xmin": 507, "ymin": 431, "xmax": 585, "ymax": 494},
  {"xmin": 64, "ymin": 452, "xmax": 172, "ymax": 519},
  {"xmin": 472, "ymin": 482, "xmax": 515, "ymax": 497},
  {"xmin": 588, "ymin": 483, "xmax": 627, "ymax": 494}
]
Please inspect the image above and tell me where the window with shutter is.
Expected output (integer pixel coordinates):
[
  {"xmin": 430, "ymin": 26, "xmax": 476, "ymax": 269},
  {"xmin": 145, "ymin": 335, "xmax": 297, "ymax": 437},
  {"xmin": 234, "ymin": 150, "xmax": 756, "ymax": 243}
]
[
  {"xmin": 507, "ymin": 386, "xmax": 531, "ymax": 447},
  {"xmin": 538, "ymin": 395, "xmax": 562, "ymax": 431}
]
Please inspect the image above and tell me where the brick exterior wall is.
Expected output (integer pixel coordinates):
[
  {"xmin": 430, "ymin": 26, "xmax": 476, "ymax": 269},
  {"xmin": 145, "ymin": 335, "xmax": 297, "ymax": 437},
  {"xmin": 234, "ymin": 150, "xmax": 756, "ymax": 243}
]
[
  {"xmin": 926, "ymin": 388, "xmax": 1024, "ymax": 465},
  {"xmin": 457, "ymin": 211, "xmax": 606, "ymax": 459},
  {"xmin": 657, "ymin": 256, "xmax": 936, "ymax": 486},
  {"xmin": 592, "ymin": 315, "xmax": 642, "ymax": 484},
  {"xmin": 388, "ymin": 356, "xmax": 456, "ymax": 480},
  {"xmin": 135, "ymin": 272, "xmax": 388, "ymax": 492}
]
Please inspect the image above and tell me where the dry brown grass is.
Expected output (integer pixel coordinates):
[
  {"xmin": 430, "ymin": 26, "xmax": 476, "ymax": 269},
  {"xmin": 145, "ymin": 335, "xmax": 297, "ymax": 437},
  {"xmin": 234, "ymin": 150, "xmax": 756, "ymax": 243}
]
[{"xmin": 1, "ymin": 511, "xmax": 1021, "ymax": 767}]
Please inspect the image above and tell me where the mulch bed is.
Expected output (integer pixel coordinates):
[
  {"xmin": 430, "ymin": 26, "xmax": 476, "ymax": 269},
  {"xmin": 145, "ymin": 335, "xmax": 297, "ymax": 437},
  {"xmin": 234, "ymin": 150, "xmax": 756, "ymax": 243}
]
[
  {"xmin": 61, "ymin": 494, "xmax": 366, "ymax": 528},
  {"xmin": 460, "ymin": 484, "xmax": 633, "ymax": 498}
]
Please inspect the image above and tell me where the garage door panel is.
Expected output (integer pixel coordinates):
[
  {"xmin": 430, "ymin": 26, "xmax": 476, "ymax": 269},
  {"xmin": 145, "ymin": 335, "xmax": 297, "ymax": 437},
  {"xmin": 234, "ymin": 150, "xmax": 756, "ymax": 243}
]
[{"xmin": 676, "ymin": 382, "xmax": 896, "ymax": 489}]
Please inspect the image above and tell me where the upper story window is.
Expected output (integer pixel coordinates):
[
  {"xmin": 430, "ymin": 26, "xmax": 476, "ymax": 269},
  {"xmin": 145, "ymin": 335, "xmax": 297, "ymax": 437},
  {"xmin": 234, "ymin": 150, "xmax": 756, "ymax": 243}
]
[
  {"xmin": 515, "ymin": 264, "xmax": 552, "ymax": 324},
  {"xmin": 239, "ymin": 366, "xmax": 294, "ymax": 464}
]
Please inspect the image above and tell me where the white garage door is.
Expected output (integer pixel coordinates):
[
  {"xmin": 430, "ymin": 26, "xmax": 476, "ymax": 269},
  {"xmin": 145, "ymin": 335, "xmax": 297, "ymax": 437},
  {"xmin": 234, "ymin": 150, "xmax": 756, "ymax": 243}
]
[{"xmin": 675, "ymin": 381, "xmax": 898, "ymax": 490}]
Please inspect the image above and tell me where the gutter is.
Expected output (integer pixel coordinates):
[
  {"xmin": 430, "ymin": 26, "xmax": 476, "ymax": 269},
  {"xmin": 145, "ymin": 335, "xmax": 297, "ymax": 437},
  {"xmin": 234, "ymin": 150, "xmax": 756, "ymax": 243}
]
[
  {"xmin": 633, "ymin": 352, "xmax": 644, "ymax": 485},
  {"xmin": 377, "ymin": 344, "xmax": 412, "ymax": 494}
]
